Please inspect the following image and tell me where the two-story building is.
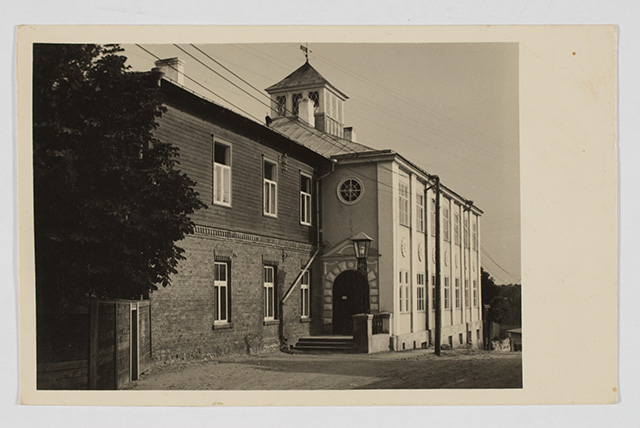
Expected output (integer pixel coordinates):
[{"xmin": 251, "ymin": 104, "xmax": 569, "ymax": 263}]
[{"xmin": 148, "ymin": 59, "xmax": 330, "ymax": 361}]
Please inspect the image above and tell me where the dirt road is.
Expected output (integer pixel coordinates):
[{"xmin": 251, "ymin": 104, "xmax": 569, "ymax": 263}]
[{"xmin": 124, "ymin": 348, "xmax": 522, "ymax": 390}]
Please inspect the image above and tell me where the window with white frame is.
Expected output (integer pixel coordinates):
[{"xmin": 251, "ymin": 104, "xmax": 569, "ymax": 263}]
[
  {"xmin": 454, "ymin": 211, "xmax": 460, "ymax": 245},
  {"xmin": 214, "ymin": 142, "xmax": 231, "ymax": 206},
  {"xmin": 398, "ymin": 270, "xmax": 403, "ymax": 312},
  {"xmin": 300, "ymin": 174, "xmax": 312, "ymax": 225},
  {"xmin": 399, "ymin": 181, "xmax": 409, "ymax": 226},
  {"xmin": 276, "ymin": 95, "xmax": 286, "ymax": 116},
  {"xmin": 214, "ymin": 262, "xmax": 230, "ymax": 323},
  {"xmin": 263, "ymin": 159, "xmax": 277, "ymax": 217},
  {"xmin": 472, "ymin": 218, "xmax": 478, "ymax": 251},
  {"xmin": 405, "ymin": 282, "xmax": 410, "ymax": 313},
  {"xmin": 398, "ymin": 270, "xmax": 410, "ymax": 312},
  {"xmin": 443, "ymin": 203, "xmax": 450, "ymax": 242},
  {"xmin": 473, "ymin": 279, "xmax": 478, "ymax": 307},
  {"xmin": 417, "ymin": 273, "xmax": 425, "ymax": 311},
  {"xmin": 416, "ymin": 193, "xmax": 425, "ymax": 232},
  {"xmin": 464, "ymin": 279, "xmax": 470, "ymax": 308},
  {"xmin": 464, "ymin": 215, "xmax": 470, "ymax": 248},
  {"xmin": 455, "ymin": 278, "xmax": 460, "ymax": 309},
  {"xmin": 430, "ymin": 198, "xmax": 436, "ymax": 236},
  {"xmin": 264, "ymin": 266, "xmax": 276, "ymax": 320},
  {"xmin": 444, "ymin": 277, "xmax": 451, "ymax": 310},
  {"xmin": 300, "ymin": 270, "xmax": 310, "ymax": 318},
  {"xmin": 337, "ymin": 177, "xmax": 364, "ymax": 204}
]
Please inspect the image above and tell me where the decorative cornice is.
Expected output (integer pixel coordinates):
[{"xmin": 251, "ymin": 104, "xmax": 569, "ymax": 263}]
[{"xmin": 194, "ymin": 225, "xmax": 314, "ymax": 252}]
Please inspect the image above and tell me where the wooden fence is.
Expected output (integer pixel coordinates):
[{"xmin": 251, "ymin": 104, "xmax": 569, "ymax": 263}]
[{"xmin": 37, "ymin": 299, "xmax": 151, "ymax": 390}]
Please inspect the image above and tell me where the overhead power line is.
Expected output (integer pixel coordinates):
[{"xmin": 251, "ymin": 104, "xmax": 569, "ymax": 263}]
[
  {"xmin": 481, "ymin": 246, "xmax": 521, "ymax": 282},
  {"xmin": 135, "ymin": 44, "xmax": 263, "ymax": 124}
]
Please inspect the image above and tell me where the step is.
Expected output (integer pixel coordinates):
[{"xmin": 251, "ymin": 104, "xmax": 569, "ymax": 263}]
[
  {"xmin": 291, "ymin": 345, "xmax": 353, "ymax": 353},
  {"xmin": 293, "ymin": 342, "xmax": 353, "ymax": 349},
  {"xmin": 296, "ymin": 339, "xmax": 353, "ymax": 345},
  {"xmin": 292, "ymin": 336, "xmax": 354, "ymax": 353}
]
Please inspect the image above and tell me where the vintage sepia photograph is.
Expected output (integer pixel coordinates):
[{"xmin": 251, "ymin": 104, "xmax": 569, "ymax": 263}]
[
  {"xmin": 32, "ymin": 41, "xmax": 521, "ymax": 391},
  {"xmin": 17, "ymin": 25, "xmax": 618, "ymax": 409}
]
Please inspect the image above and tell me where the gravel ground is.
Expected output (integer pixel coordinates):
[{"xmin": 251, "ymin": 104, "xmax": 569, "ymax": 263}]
[{"xmin": 123, "ymin": 348, "xmax": 522, "ymax": 390}]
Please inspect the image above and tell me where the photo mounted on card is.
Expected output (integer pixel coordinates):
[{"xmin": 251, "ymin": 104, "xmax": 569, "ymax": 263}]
[{"xmin": 17, "ymin": 25, "xmax": 617, "ymax": 406}]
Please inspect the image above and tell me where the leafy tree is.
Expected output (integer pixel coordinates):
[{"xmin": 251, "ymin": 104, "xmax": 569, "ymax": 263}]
[
  {"xmin": 33, "ymin": 44, "xmax": 206, "ymax": 311},
  {"xmin": 481, "ymin": 268, "xmax": 521, "ymax": 327}
]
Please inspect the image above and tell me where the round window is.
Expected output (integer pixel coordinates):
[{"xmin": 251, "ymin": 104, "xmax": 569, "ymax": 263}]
[{"xmin": 337, "ymin": 177, "xmax": 364, "ymax": 205}]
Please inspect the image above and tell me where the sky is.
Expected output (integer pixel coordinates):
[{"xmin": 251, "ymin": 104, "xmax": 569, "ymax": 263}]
[{"xmin": 122, "ymin": 43, "xmax": 521, "ymax": 284}]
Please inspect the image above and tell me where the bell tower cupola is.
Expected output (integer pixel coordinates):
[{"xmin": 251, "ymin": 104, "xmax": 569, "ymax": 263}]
[{"xmin": 265, "ymin": 56, "xmax": 349, "ymax": 139}]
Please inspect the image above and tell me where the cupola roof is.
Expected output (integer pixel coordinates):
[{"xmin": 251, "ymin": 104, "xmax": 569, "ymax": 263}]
[{"xmin": 265, "ymin": 61, "xmax": 348, "ymax": 99}]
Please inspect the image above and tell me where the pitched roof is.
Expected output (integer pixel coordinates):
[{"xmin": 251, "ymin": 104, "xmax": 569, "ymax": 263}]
[
  {"xmin": 268, "ymin": 116, "xmax": 374, "ymax": 157},
  {"xmin": 265, "ymin": 61, "xmax": 348, "ymax": 99}
]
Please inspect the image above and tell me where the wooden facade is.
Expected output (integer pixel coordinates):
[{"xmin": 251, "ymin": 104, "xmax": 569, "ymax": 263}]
[{"xmin": 147, "ymin": 80, "xmax": 329, "ymax": 362}]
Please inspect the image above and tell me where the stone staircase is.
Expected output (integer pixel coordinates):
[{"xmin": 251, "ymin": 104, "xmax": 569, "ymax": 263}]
[{"xmin": 291, "ymin": 336, "xmax": 354, "ymax": 353}]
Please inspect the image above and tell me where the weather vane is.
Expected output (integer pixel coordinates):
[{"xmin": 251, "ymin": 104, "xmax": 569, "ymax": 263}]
[{"xmin": 300, "ymin": 43, "xmax": 312, "ymax": 62}]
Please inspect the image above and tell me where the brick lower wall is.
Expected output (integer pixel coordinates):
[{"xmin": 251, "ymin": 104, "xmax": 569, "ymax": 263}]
[{"xmin": 150, "ymin": 229, "xmax": 316, "ymax": 362}]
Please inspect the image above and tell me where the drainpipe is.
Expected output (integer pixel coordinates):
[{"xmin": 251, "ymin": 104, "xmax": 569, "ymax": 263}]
[
  {"xmin": 278, "ymin": 161, "xmax": 335, "ymax": 348},
  {"xmin": 423, "ymin": 183, "xmax": 434, "ymax": 334},
  {"xmin": 434, "ymin": 177, "xmax": 442, "ymax": 356},
  {"xmin": 462, "ymin": 199, "xmax": 473, "ymax": 343}
]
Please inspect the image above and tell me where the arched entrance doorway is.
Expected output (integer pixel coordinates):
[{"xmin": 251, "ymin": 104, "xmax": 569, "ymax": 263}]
[
  {"xmin": 332, "ymin": 270, "xmax": 356, "ymax": 335},
  {"xmin": 332, "ymin": 270, "xmax": 369, "ymax": 335}
]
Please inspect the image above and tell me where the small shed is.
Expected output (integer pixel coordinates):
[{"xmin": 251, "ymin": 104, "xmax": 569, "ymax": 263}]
[{"xmin": 507, "ymin": 328, "xmax": 522, "ymax": 351}]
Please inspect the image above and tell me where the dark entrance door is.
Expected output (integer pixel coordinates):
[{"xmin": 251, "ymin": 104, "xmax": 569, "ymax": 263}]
[{"xmin": 332, "ymin": 270, "xmax": 357, "ymax": 335}]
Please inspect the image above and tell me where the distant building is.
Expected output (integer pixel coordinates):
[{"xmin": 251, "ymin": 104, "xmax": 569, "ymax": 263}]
[{"xmin": 149, "ymin": 57, "xmax": 483, "ymax": 362}]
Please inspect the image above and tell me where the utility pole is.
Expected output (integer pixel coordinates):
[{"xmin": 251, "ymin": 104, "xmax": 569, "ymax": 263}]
[{"xmin": 434, "ymin": 177, "xmax": 442, "ymax": 356}]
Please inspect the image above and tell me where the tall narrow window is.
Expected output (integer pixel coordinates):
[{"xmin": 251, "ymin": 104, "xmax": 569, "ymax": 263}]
[
  {"xmin": 464, "ymin": 279, "xmax": 470, "ymax": 308},
  {"xmin": 214, "ymin": 142, "xmax": 231, "ymax": 206},
  {"xmin": 399, "ymin": 181, "xmax": 409, "ymax": 226},
  {"xmin": 472, "ymin": 219, "xmax": 478, "ymax": 251},
  {"xmin": 405, "ymin": 284, "xmax": 410, "ymax": 313},
  {"xmin": 417, "ymin": 273, "xmax": 425, "ymax": 311},
  {"xmin": 443, "ymin": 203, "xmax": 450, "ymax": 242},
  {"xmin": 455, "ymin": 278, "xmax": 461, "ymax": 308},
  {"xmin": 473, "ymin": 279, "xmax": 478, "ymax": 307},
  {"xmin": 416, "ymin": 193, "xmax": 425, "ymax": 232},
  {"xmin": 398, "ymin": 270, "xmax": 410, "ymax": 313},
  {"xmin": 292, "ymin": 93, "xmax": 302, "ymax": 115},
  {"xmin": 300, "ymin": 270, "xmax": 310, "ymax": 318},
  {"xmin": 464, "ymin": 215, "xmax": 470, "ymax": 248},
  {"xmin": 398, "ymin": 271, "xmax": 403, "ymax": 312},
  {"xmin": 430, "ymin": 198, "xmax": 436, "ymax": 236},
  {"xmin": 454, "ymin": 211, "xmax": 460, "ymax": 245},
  {"xmin": 276, "ymin": 95, "xmax": 286, "ymax": 116},
  {"xmin": 308, "ymin": 91, "xmax": 319, "ymax": 111},
  {"xmin": 263, "ymin": 159, "xmax": 277, "ymax": 217},
  {"xmin": 264, "ymin": 266, "xmax": 276, "ymax": 320},
  {"xmin": 214, "ymin": 262, "xmax": 229, "ymax": 323},
  {"xmin": 444, "ymin": 277, "xmax": 450, "ymax": 310},
  {"xmin": 300, "ymin": 174, "xmax": 312, "ymax": 225}
]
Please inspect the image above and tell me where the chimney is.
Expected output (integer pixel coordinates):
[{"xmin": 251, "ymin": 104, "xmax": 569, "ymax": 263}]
[
  {"xmin": 298, "ymin": 97, "xmax": 315, "ymax": 127},
  {"xmin": 154, "ymin": 57, "xmax": 185, "ymax": 85},
  {"xmin": 344, "ymin": 126, "xmax": 357, "ymax": 142}
]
